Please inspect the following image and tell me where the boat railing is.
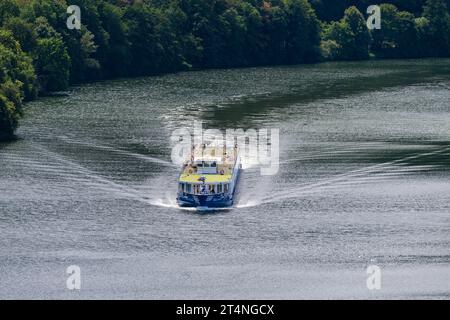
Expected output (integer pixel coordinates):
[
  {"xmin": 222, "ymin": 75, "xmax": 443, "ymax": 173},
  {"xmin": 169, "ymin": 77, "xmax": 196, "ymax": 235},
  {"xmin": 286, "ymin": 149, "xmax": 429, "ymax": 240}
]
[
  {"xmin": 179, "ymin": 182, "xmax": 229, "ymax": 196},
  {"xmin": 181, "ymin": 190, "xmax": 225, "ymax": 196}
]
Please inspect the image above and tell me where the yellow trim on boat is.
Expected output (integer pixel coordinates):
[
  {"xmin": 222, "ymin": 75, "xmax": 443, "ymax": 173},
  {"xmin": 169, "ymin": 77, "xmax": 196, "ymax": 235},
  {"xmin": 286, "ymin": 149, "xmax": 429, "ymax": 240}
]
[{"xmin": 179, "ymin": 174, "xmax": 232, "ymax": 183}]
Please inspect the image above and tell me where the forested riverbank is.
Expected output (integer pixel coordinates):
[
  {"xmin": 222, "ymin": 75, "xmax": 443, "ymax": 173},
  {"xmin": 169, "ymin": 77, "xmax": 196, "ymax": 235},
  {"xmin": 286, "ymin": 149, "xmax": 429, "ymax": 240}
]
[{"xmin": 1, "ymin": 0, "xmax": 450, "ymax": 140}]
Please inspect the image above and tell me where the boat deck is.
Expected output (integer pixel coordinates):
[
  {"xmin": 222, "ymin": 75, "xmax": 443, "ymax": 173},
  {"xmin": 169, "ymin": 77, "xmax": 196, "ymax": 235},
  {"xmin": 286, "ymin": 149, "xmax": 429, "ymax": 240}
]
[
  {"xmin": 179, "ymin": 145, "xmax": 237, "ymax": 184},
  {"xmin": 179, "ymin": 173, "xmax": 232, "ymax": 183}
]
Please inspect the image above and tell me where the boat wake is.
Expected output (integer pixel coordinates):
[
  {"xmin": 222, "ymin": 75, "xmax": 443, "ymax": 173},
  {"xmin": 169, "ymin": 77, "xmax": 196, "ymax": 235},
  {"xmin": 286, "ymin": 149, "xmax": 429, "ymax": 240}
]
[
  {"xmin": 258, "ymin": 145, "xmax": 450, "ymax": 206},
  {"xmin": 57, "ymin": 135, "xmax": 177, "ymax": 168},
  {"xmin": 15, "ymin": 140, "xmax": 448, "ymax": 212},
  {"xmin": 30, "ymin": 143, "xmax": 156, "ymax": 205}
]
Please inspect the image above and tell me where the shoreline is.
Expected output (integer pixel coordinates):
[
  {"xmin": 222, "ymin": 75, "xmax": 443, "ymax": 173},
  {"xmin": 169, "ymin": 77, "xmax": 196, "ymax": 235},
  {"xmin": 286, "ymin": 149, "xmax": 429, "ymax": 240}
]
[{"xmin": 2, "ymin": 56, "xmax": 449, "ymax": 144}]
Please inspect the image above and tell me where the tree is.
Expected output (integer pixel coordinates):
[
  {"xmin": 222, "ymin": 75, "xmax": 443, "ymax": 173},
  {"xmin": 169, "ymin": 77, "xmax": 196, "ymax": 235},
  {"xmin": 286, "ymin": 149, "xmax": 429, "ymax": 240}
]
[
  {"xmin": 67, "ymin": 0, "xmax": 108, "ymax": 79},
  {"xmin": 371, "ymin": 4, "xmax": 419, "ymax": 58},
  {"xmin": 343, "ymin": 6, "xmax": 371, "ymax": 59},
  {"xmin": 219, "ymin": 8, "xmax": 248, "ymax": 66},
  {"xmin": 1, "ymin": 0, "xmax": 450, "ymax": 141},
  {"xmin": 236, "ymin": 1, "xmax": 264, "ymax": 65},
  {"xmin": 420, "ymin": 0, "xmax": 450, "ymax": 56},
  {"xmin": 260, "ymin": 3, "xmax": 289, "ymax": 65},
  {"xmin": 320, "ymin": 38, "xmax": 341, "ymax": 60},
  {"xmin": 0, "ymin": 0, "xmax": 20, "ymax": 24},
  {"xmin": 124, "ymin": 3, "xmax": 165, "ymax": 75},
  {"xmin": 0, "ymin": 87, "xmax": 19, "ymax": 140},
  {"xmin": 322, "ymin": 6, "xmax": 371, "ymax": 60},
  {"xmin": 179, "ymin": 0, "xmax": 230, "ymax": 68},
  {"xmin": 98, "ymin": 2, "xmax": 131, "ymax": 77},
  {"xmin": 322, "ymin": 20, "xmax": 354, "ymax": 60},
  {"xmin": 284, "ymin": 0, "xmax": 322, "ymax": 63},
  {"xmin": 0, "ymin": 29, "xmax": 36, "ymax": 100},
  {"xmin": 0, "ymin": 29, "xmax": 36, "ymax": 140},
  {"xmin": 310, "ymin": 0, "xmax": 350, "ymax": 22},
  {"xmin": 33, "ymin": 37, "xmax": 71, "ymax": 92},
  {"xmin": 3, "ymin": 17, "xmax": 37, "ymax": 52}
]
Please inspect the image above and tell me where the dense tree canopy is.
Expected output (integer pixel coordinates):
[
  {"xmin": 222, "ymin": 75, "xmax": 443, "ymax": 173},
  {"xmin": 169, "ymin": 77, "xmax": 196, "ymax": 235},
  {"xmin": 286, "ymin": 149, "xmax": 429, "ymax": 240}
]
[
  {"xmin": 0, "ymin": 29, "xmax": 36, "ymax": 140},
  {"xmin": 370, "ymin": 4, "xmax": 419, "ymax": 58},
  {"xmin": 0, "ymin": 0, "xmax": 449, "ymax": 139},
  {"xmin": 322, "ymin": 6, "xmax": 372, "ymax": 60}
]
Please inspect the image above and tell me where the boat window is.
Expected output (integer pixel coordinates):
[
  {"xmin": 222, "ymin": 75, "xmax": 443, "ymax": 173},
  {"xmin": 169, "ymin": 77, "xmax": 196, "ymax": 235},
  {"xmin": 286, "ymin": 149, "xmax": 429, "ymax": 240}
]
[
  {"xmin": 224, "ymin": 184, "xmax": 229, "ymax": 193},
  {"xmin": 186, "ymin": 184, "xmax": 191, "ymax": 193},
  {"xmin": 217, "ymin": 184, "xmax": 222, "ymax": 193}
]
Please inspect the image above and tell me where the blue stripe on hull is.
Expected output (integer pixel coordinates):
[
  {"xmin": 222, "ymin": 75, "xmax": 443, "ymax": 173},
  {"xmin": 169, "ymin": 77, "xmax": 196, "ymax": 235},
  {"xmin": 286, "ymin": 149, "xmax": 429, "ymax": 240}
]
[
  {"xmin": 177, "ymin": 166, "xmax": 240, "ymax": 209},
  {"xmin": 177, "ymin": 194, "xmax": 233, "ymax": 208}
]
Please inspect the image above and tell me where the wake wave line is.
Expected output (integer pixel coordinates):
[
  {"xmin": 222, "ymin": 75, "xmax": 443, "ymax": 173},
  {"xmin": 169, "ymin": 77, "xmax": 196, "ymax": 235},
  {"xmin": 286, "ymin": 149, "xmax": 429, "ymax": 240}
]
[{"xmin": 261, "ymin": 145, "xmax": 450, "ymax": 205}]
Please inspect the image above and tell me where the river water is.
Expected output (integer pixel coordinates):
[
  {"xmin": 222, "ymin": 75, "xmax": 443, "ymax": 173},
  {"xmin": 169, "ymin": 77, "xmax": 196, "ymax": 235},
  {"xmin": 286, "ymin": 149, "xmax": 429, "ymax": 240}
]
[{"xmin": 0, "ymin": 59, "xmax": 449, "ymax": 299}]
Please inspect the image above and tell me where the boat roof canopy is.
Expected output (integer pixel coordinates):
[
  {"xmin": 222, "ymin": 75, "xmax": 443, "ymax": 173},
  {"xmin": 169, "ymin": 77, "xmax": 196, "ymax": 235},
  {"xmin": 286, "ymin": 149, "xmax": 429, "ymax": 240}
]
[{"xmin": 179, "ymin": 174, "xmax": 232, "ymax": 184}]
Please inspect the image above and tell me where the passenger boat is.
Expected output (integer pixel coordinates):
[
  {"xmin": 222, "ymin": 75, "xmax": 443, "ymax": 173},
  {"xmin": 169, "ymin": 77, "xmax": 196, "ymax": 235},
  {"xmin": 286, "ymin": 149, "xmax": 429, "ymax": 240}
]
[{"xmin": 177, "ymin": 143, "xmax": 241, "ymax": 209}]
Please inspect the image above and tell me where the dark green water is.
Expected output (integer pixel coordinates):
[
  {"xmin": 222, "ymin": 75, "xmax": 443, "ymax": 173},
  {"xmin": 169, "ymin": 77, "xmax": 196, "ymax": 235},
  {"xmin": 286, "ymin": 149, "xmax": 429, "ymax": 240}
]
[{"xmin": 0, "ymin": 59, "xmax": 449, "ymax": 298}]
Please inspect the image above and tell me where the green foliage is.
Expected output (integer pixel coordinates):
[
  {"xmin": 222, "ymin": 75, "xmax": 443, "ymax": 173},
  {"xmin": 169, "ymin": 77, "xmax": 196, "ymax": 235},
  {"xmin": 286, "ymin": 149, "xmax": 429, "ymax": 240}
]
[
  {"xmin": 0, "ymin": 0, "xmax": 450, "ymax": 139},
  {"xmin": 33, "ymin": 37, "xmax": 71, "ymax": 92},
  {"xmin": 98, "ymin": 2, "xmax": 130, "ymax": 77},
  {"xmin": 371, "ymin": 4, "xmax": 419, "ymax": 58},
  {"xmin": 284, "ymin": 0, "xmax": 321, "ymax": 63},
  {"xmin": 2, "ymin": 0, "xmax": 447, "ymax": 85},
  {"xmin": 0, "ymin": 29, "xmax": 36, "ymax": 140},
  {"xmin": 0, "ymin": 29, "xmax": 37, "ymax": 101},
  {"xmin": 320, "ymin": 39, "xmax": 341, "ymax": 60},
  {"xmin": 0, "ymin": 91, "xmax": 18, "ymax": 140},
  {"xmin": 0, "ymin": 0, "xmax": 20, "ymax": 24},
  {"xmin": 343, "ymin": 6, "xmax": 372, "ymax": 59},
  {"xmin": 420, "ymin": 0, "xmax": 450, "ymax": 56},
  {"xmin": 3, "ymin": 17, "xmax": 37, "ymax": 52},
  {"xmin": 322, "ymin": 6, "xmax": 371, "ymax": 60},
  {"xmin": 123, "ymin": 3, "xmax": 165, "ymax": 75},
  {"xmin": 310, "ymin": 0, "xmax": 351, "ymax": 22},
  {"xmin": 311, "ymin": 0, "xmax": 432, "ymax": 21}
]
